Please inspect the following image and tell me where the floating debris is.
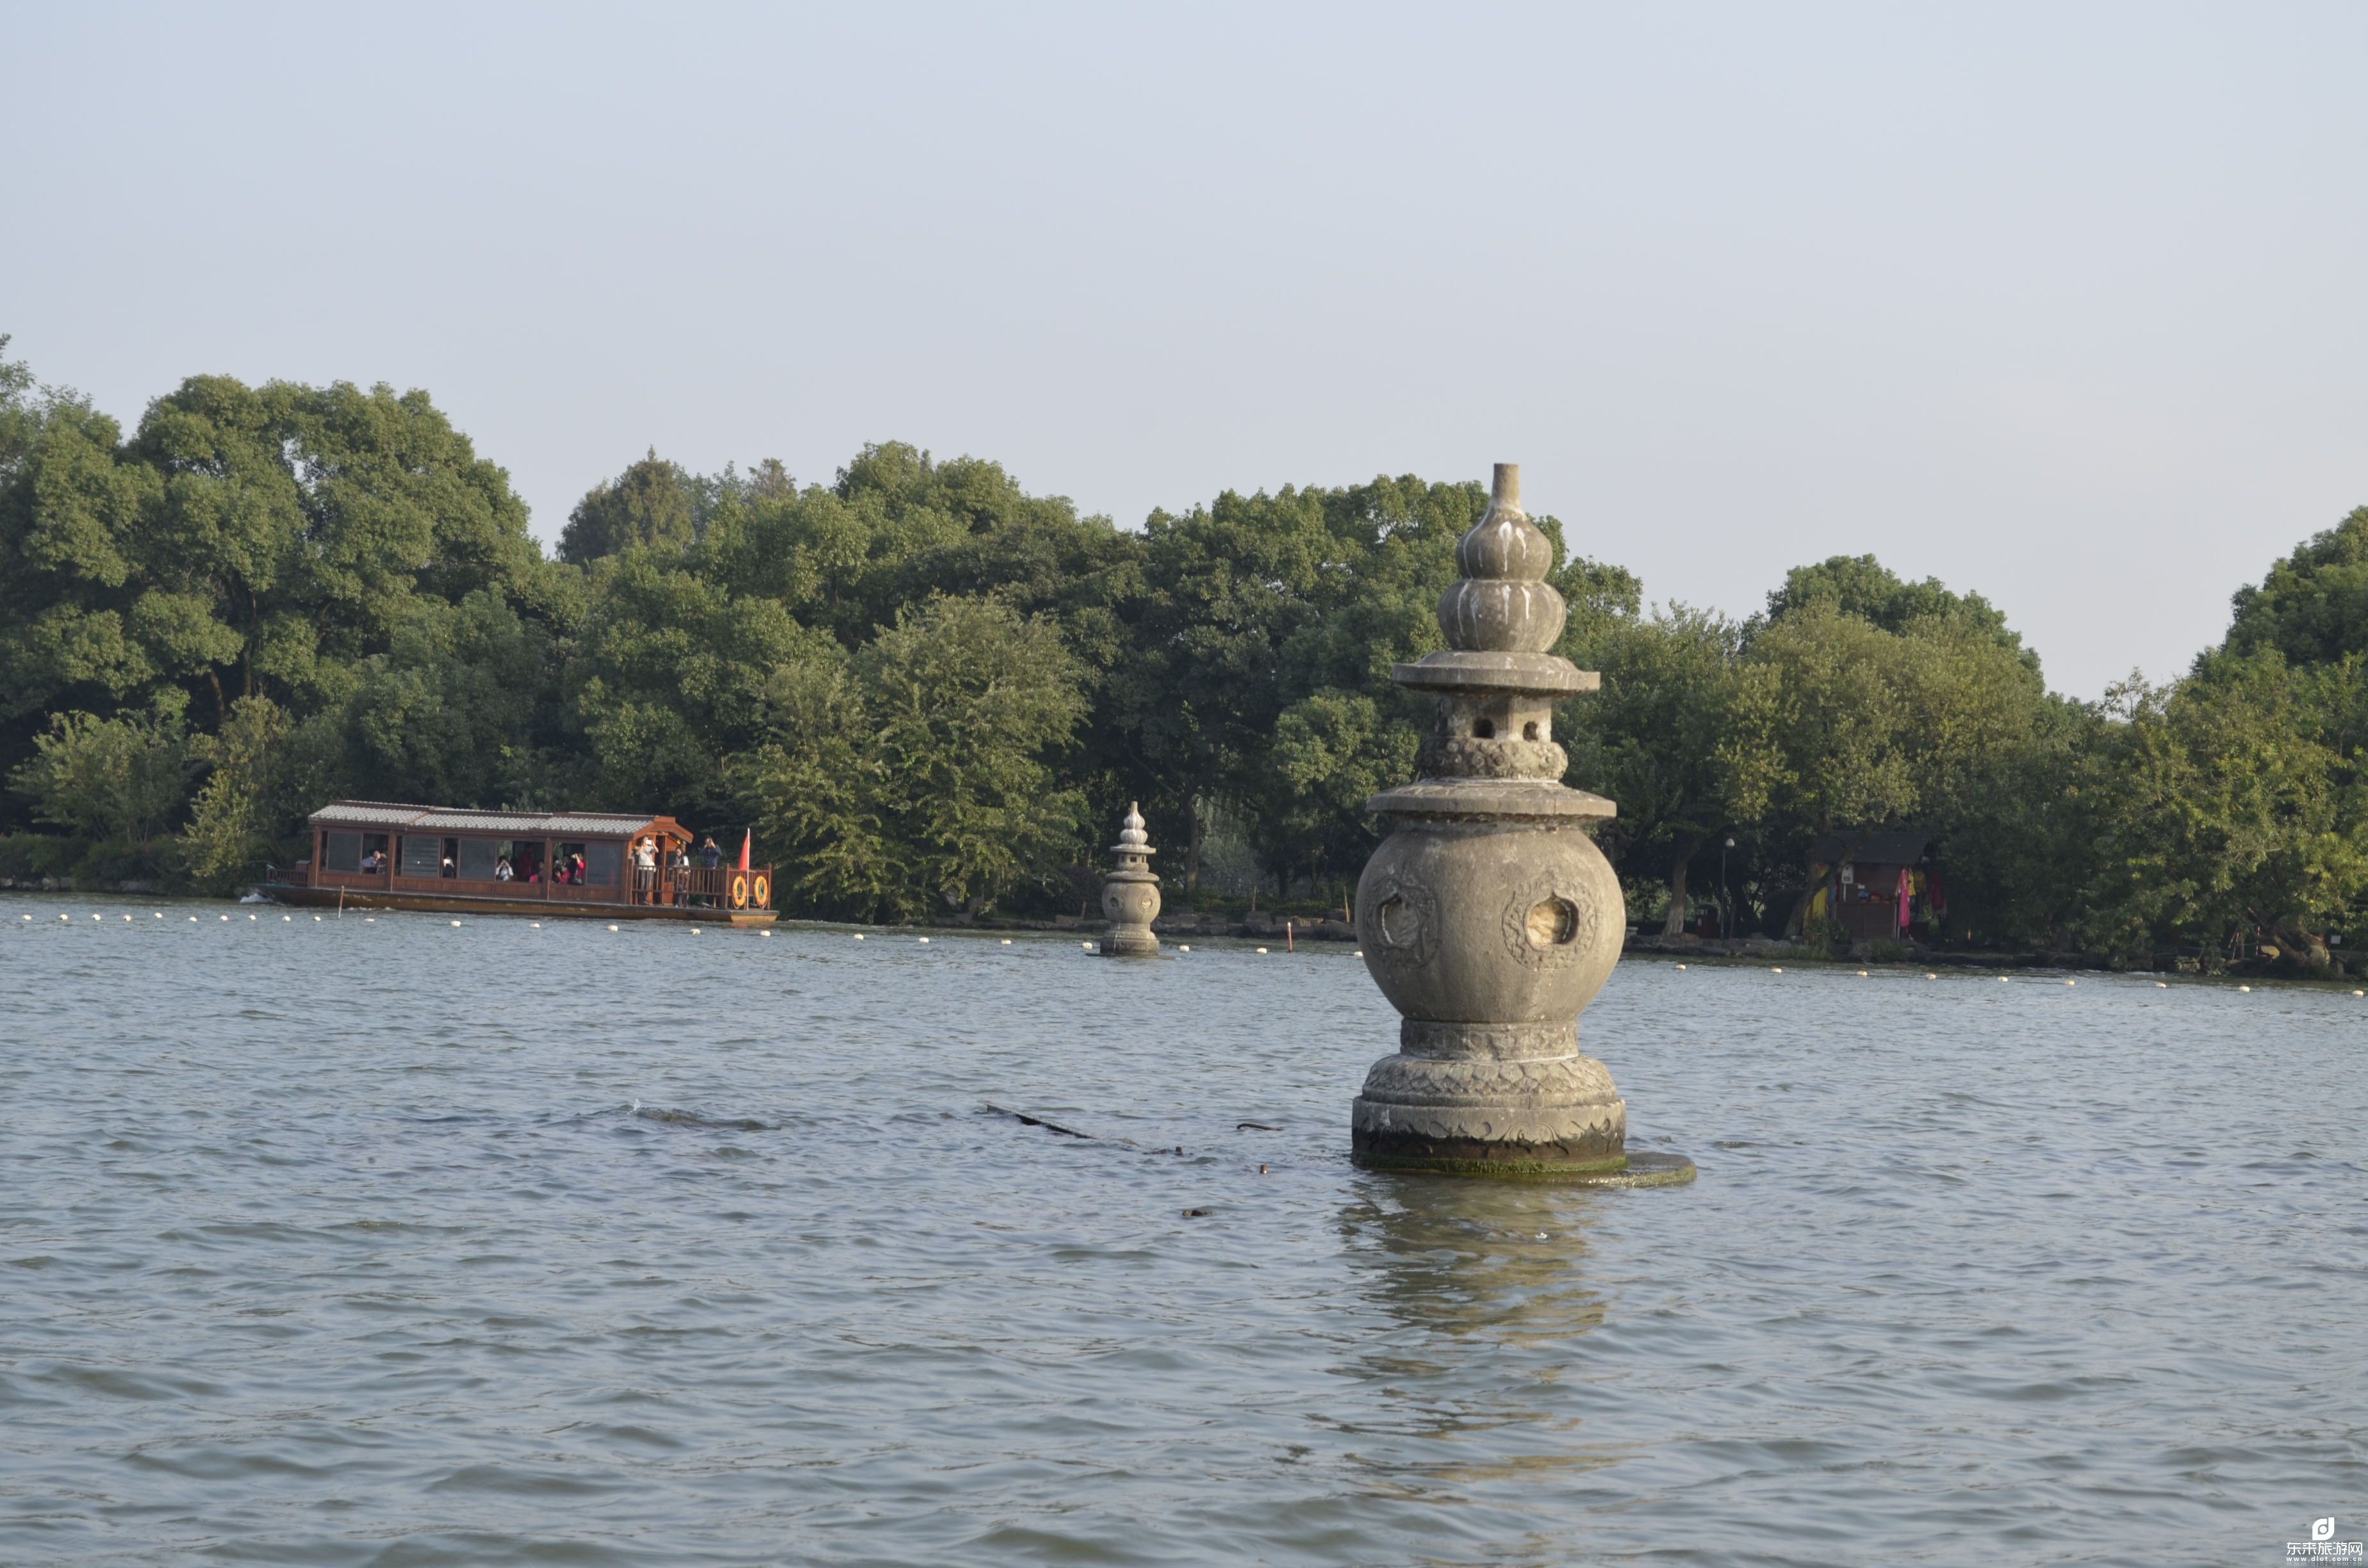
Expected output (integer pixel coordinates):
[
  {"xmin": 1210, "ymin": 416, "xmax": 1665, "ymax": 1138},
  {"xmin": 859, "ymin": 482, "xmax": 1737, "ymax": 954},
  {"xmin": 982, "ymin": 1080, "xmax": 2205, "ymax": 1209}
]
[
  {"xmin": 1181, "ymin": 1208, "xmax": 1210, "ymax": 1218},
  {"xmin": 1237, "ymin": 1122, "xmax": 1281, "ymax": 1132},
  {"xmin": 983, "ymin": 1103, "xmax": 1091, "ymax": 1139}
]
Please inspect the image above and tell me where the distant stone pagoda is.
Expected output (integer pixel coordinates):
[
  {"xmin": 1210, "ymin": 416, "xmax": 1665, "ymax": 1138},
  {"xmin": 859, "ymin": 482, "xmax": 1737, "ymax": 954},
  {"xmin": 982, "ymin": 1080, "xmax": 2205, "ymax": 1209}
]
[
  {"xmin": 1099, "ymin": 803, "xmax": 1160, "ymax": 958},
  {"xmin": 1349, "ymin": 464, "xmax": 1691, "ymax": 1184}
]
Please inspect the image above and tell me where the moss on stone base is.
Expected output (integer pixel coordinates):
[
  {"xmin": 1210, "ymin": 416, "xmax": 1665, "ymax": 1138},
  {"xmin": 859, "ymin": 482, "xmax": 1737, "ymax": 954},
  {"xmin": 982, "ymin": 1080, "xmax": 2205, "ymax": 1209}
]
[{"xmin": 1353, "ymin": 1147, "xmax": 1697, "ymax": 1186}]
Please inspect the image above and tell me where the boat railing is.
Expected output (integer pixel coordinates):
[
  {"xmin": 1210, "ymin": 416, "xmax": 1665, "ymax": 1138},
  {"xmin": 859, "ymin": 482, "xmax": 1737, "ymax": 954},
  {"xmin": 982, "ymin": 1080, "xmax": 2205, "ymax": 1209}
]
[{"xmin": 279, "ymin": 853, "xmax": 774, "ymax": 911}]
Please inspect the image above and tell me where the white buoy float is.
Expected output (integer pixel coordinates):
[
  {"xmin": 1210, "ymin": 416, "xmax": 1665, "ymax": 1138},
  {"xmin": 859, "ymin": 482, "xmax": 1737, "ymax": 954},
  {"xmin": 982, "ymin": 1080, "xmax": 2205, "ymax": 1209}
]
[
  {"xmin": 1256, "ymin": 947, "xmax": 1268, "ymax": 954},
  {"xmin": 918, "ymin": 936, "xmax": 930, "ymax": 943}
]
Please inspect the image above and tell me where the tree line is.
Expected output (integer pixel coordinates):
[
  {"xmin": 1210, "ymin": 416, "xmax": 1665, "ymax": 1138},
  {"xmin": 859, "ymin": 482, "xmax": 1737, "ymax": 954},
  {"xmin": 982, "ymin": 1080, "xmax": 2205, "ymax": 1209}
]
[{"xmin": 5, "ymin": 340, "xmax": 2364, "ymax": 970}]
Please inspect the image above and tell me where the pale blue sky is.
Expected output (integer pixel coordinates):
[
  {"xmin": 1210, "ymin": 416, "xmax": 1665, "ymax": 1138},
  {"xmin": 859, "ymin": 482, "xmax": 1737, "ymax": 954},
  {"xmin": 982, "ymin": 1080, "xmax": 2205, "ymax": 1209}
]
[{"xmin": 6, "ymin": 3, "xmax": 2364, "ymax": 698}]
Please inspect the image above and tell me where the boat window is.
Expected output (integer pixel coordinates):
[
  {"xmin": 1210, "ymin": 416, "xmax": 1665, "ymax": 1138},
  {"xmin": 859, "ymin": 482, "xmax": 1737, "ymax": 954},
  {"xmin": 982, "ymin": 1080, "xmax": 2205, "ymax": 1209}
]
[
  {"xmin": 457, "ymin": 838, "xmax": 503, "ymax": 881},
  {"xmin": 400, "ymin": 835, "xmax": 443, "ymax": 878},
  {"xmin": 324, "ymin": 832, "xmax": 362, "ymax": 873},
  {"xmin": 582, "ymin": 842, "xmax": 623, "ymax": 888}
]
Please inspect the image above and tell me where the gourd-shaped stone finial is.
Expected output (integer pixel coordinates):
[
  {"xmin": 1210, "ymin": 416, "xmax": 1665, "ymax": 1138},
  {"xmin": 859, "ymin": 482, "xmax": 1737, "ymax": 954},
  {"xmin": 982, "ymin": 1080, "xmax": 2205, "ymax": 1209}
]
[
  {"xmin": 1436, "ymin": 463, "xmax": 1566, "ymax": 655},
  {"xmin": 1099, "ymin": 801, "xmax": 1160, "ymax": 957}
]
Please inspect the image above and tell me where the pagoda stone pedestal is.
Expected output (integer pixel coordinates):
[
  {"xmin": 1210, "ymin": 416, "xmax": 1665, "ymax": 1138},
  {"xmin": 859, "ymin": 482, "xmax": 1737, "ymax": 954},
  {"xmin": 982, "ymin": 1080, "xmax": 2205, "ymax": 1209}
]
[{"xmin": 1350, "ymin": 464, "xmax": 1691, "ymax": 1186}]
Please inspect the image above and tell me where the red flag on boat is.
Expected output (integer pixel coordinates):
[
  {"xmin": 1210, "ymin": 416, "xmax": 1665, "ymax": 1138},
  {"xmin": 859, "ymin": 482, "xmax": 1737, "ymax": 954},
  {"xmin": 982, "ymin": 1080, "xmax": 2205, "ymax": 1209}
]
[{"xmin": 739, "ymin": 829, "xmax": 752, "ymax": 874}]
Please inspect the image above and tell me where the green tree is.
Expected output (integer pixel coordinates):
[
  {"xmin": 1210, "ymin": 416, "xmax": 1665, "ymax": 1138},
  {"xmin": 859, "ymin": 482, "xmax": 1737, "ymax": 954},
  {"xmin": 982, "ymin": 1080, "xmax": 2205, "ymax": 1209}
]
[
  {"xmin": 557, "ymin": 451, "xmax": 700, "ymax": 564},
  {"xmin": 737, "ymin": 594, "xmax": 1087, "ymax": 919},
  {"xmin": 1563, "ymin": 606, "xmax": 1748, "ymax": 933},
  {"xmin": 10, "ymin": 706, "xmax": 195, "ymax": 846},
  {"xmin": 2217, "ymin": 507, "xmax": 2368, "ymax": 668},
  {"xmin": 1763, "ymin": 553, "xmax": 2032, "ymax": 669},
  {"xmin": 2076, "ymin": 657, "xmax": 2368, "ymax": 967},
  {"xmin": 177, "ymin": 695, "xmax": 292, "ymax": 892}
]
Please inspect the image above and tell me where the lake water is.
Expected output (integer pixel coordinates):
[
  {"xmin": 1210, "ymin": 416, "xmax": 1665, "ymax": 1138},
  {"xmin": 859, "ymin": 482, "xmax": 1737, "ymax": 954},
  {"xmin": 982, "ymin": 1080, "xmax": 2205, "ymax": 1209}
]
[{"xmin": 1, "ymin": 894, "xmax": 2361, "ymax": 1566}]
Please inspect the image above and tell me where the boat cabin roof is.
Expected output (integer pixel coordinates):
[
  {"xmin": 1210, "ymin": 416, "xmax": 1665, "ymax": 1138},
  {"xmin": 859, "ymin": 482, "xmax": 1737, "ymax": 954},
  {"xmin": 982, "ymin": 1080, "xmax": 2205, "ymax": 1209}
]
[{"xmin": 308, "ymin": 799, "xmax": 689, "ymax": 842}]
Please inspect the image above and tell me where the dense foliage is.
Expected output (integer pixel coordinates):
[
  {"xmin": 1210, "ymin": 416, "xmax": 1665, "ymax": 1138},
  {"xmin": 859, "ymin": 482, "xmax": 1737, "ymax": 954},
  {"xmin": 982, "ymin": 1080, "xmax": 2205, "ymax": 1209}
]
[{"xmin": 5, "ymin": 339, "xmax": 2364, "ymax": 968}]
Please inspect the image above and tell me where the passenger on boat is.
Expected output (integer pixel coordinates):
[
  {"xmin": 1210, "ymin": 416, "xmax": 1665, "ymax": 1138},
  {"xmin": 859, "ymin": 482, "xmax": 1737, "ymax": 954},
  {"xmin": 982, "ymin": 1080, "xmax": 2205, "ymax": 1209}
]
[
  {"xmin": 696, "ymin": 837, "xmax": 721, "ymax": 905},
  {"xmin": 494, "ymin": 856, "xmax": 514, "ymax": 882},
  {"xmin": 634, "ymin": 838, "xmax": 657, "ymax": 902},
  {"xmin": 360, "ymin": 849, "xmax": 384, "ymax": 874}
]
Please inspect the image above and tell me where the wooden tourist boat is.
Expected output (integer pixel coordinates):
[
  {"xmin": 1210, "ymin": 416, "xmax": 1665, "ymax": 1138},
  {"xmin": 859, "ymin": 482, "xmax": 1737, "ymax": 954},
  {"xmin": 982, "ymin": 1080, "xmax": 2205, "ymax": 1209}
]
[{"xmin": 259, "ymin": 801, "xmax": 779, "ymax": 925}]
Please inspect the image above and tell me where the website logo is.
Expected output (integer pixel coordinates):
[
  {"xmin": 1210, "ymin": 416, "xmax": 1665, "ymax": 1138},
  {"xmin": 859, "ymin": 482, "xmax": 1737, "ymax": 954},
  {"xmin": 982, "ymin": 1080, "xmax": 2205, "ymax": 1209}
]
[{"xmin": 2290, "ymin": 1517, "xmax": 2364, "ymax": 1563}]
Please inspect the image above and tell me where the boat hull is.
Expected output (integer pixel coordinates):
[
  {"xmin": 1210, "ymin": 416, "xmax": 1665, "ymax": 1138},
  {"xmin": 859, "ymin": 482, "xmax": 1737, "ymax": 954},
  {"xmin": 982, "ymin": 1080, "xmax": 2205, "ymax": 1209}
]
[{"xmin": 258, "ymin": 882, "xmax": 778, "ymax": 926}]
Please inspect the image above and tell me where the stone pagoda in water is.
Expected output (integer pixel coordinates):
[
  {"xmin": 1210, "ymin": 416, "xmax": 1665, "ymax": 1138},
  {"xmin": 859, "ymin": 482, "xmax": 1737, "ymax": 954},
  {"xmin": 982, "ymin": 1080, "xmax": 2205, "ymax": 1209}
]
[
  {"xmin": 1099, "ymin": 803, "xmax": 1161, "ymax": 958},
  {"xmin": 1349, "ymin": 464, "xmax": 1690, "ymax": 1184}
]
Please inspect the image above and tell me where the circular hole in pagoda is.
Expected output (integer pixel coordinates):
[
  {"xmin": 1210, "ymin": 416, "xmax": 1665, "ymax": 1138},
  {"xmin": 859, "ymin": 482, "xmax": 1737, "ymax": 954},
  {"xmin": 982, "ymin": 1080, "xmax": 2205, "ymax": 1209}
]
[{"xmin": 1525, "ymin": 896, "xmax": 1579, "ymax": 947}]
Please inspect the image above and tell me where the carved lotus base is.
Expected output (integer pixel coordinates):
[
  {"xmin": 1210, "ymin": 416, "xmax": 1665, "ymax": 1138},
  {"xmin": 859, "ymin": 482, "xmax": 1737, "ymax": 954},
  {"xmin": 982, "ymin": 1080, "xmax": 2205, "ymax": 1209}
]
[{"xmin": 1351, "ymin": 1039, "xmax": 1627, "ymax": 1173}]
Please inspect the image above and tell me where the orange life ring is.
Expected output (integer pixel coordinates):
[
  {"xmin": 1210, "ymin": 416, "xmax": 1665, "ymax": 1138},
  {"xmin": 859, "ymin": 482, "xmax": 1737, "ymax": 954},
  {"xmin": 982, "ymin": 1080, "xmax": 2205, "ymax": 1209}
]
[
  {"xmin": 730, "ymin": 872, "xmax": 750, "ymax": 909},
  {"xmin": 752, "ymin": 873, "xmax": 769, "ymax": 908}
]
